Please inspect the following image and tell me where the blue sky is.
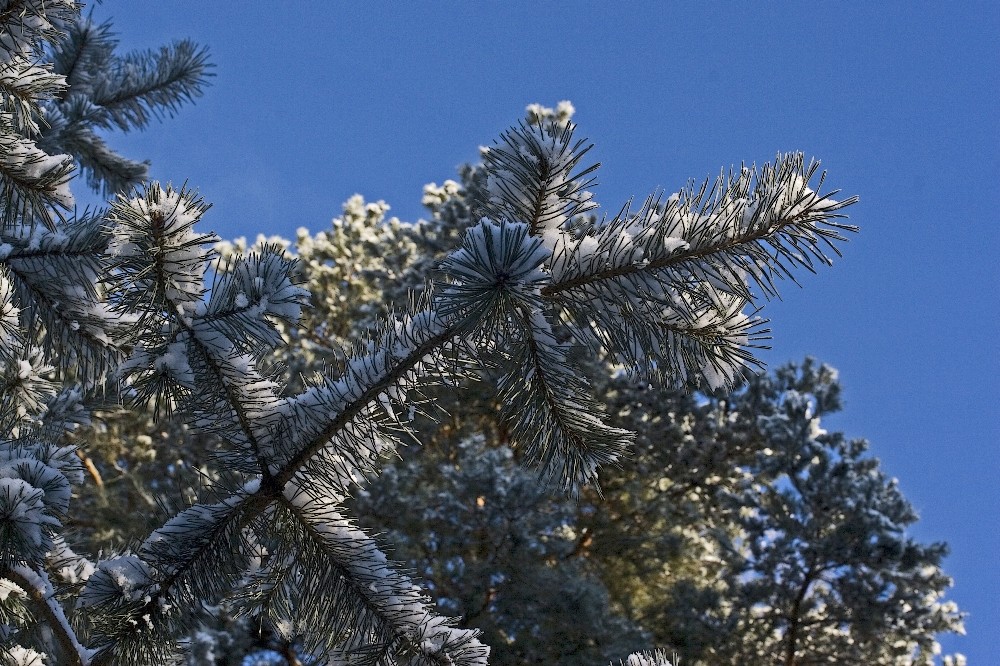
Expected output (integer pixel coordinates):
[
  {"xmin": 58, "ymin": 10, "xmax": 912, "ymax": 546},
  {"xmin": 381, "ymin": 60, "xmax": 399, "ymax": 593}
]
[{"xmin": 90, "ymin": 2, "xmax": 998, "ymax": 661}]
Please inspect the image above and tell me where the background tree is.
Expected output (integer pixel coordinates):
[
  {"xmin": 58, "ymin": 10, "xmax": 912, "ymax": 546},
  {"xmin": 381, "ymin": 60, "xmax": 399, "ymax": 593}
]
[{"xmin": 590, "ymin": 359, "xmax": 964, "ymax": 665}]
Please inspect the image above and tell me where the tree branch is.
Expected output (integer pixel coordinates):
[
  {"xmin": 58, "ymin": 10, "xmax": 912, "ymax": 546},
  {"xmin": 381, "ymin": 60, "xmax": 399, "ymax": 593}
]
[{"xmin": 4, "ymin": 564, "xmax": 88, "ymax": 666}]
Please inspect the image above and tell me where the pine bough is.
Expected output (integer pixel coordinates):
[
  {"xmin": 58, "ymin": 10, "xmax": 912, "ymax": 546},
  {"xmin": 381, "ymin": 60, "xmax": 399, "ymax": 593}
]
[{"xmin": 0, "ymin": 5, "xmax": 856, "ymax": 665}]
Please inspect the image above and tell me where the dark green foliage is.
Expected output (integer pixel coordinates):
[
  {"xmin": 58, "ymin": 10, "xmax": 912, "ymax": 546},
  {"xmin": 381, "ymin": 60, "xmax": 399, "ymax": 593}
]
[{"xmin": 352, "ymin": 436, "xmax": 650, "ymax": 665}]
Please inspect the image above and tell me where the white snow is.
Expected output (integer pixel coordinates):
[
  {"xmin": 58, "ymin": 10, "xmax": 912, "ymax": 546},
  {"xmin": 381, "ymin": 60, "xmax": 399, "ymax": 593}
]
[
  {"xmin": 154, "ymin": 340, "xmax": 194, "ymax": 387},
  {"xmin": 109, "ymin": 187, "xmax": 211, "ymax": 316},
  {"xmin": 4, "ymin": 645, "xmax": 47, "ymax": 666},
  {"xmin": 0, "ymin": 576, "xmax": 25, "ymax": 601},
  {"xmin": 0, "ymin": 477, "xmax": 54, "ymax": 550},
  {"xmin": 0, "ymin": 131, "xmax": 74, "ymax": 209}
]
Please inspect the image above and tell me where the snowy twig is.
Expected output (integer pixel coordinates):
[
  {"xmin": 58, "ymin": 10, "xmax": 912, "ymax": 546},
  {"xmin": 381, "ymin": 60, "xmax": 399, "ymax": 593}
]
[{"xmin": 4, "ymin": 564, "xmax": 91, "ymax": 666}]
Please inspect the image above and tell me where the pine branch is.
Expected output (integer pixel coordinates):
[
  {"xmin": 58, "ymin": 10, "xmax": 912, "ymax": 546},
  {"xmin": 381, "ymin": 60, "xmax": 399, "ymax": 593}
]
[
  {"xmin": 0, "ymin": 128, "xmax": 74, "ymax": 228},
  {"xmin": 91, "ymin": 39, "xmax": 212, "ymax": 132},
  {"xmin": 107, "ymin": 187, "xmax": 294, "ymax": 477},
  {"xmin": 200, "ymin": 244, "xmax": 308, "ymax": 356},
  {"xmin": 0, "ymin": 0, "xmax": 75, "ymax": 60},
  {"xmin": 480, "ymin": 120, "xmax": 597, "ymax": 246},
  {"xmin": 0, "ymin": 57, "xmax": 66, "ymax": 134},
  {"xmin": 264, "ymin": 487, "xmax": 488, "ymax": 665},
  {"xmin": 50, "ymin": 119, "xmax": 149, "ymax": 194},
  {"xmin": 543, "ymin": 156, "xmax": 858, "ymax": 302},
  {"xmin": 497, "ymin": 306, "xmax": 632, "ymax": 492},
  {"xmin": 106, "ymin": 183, "xmax": 216, "ymax": 325},
  {"xmin": 436, "ymin": 217, "xmax": 632, "ymax": 488},
  {"xmin": 1, "ymin": 213, "xmax": 121, "ymax": 383},
  {"xmin": 81, "ymin": 488, "xmax": 264, "ymax": 665},
  {"xmin": 49, "ymin": 18, "xmax": 117, "ymax": 95},
  {"xmin": 270, "ymin": 308, "xmax": 462, "ymax": 489},
  {"xmin": 3, "ymin": 564, "xmax": 88, "ymax": 666},
  {"xmin": 564, "ymin": 285, "xmax": 770, "ymax": 389},
  {"xmin": 98, "ymin": 184, "xmax": 487, "ymax": 660}
]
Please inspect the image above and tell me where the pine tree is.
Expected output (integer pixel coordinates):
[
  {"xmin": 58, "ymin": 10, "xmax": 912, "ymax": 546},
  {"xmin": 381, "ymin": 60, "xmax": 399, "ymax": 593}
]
[
  {"xmin": 590, "ymin": 359, "xmax": 964, "ymax": 664},
  {"xmin": 0, "ymin": 6, "xmax": 866, "ymax": 666},
  {"xmin": 210, "ymin": 109, "xmax": 961, "ymax": 665},
  {"xmin": 352, "ymin": 434, "xmax": 650, "ymax": 666}
]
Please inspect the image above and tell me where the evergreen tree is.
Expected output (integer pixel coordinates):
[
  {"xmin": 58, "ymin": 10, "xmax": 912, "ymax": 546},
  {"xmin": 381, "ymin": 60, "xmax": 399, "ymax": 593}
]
[
  {"xmin": 0, "ymin": 7, "xmax": 889, "ymax": 666},
  {"xmin": 212, "ymin": 107, "xmax": 961, "ymax": 665},
  {"xmin": 353, "ymin": 434, "xmax": 650, "ymax": 666},
  {"xmin": 590, "ymin": 359, "xmax": 964, "ymax": 665},
  {"xmin": 351, "ymin": 360, "xmax": 965, "ymax": 665}
]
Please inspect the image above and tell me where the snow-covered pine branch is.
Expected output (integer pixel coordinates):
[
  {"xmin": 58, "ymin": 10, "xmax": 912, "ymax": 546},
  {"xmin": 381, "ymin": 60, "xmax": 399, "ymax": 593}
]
[
  {"xmin": 0, "ymin": 1, "xmax": 75, "ymax": 61},
  {"xmin": 0, "ymin": 57, "xmax": 65, "ymax": 136},
  {"xmin": 437, "ymin": 216, "xmax": 632, "ymax": 492},
  {"xmin": 263, "ymin": 483, "xmax": 486, "ymax": 666},
  {"xmin": 619, "ymin": 650, "xmax": 676, "ymax": 666},
  {"xmin": 0, "ymin": 1, "xmax": 76, "ymax": 229},
  {"xmin": 0, "ymin": 122, "xmax": 74, "ymax": 227},
  {"xmin": 541, "ymin": 151, "xmax": 856, "ymax": 389},
  {"xmin": 481, "ymin": 119, "xmax": 598, "ymax": 250},
  {"xmin": 0, "ymin": 4, "xmax": 212, "ymax": 663},
  {"xmin": 477, "ymin": 117, "xmax": 857, "ymax": 392},
  {"xmin": 38, "ymin": 17, "xmax": 212, "ymax": 195},
  {"xmin": 80, "ymin": 181, "xmax": 491, "ymax": 664},
  {"xmin": 1, "ymin": 212, "xmax": 119, "ymax": 383}
]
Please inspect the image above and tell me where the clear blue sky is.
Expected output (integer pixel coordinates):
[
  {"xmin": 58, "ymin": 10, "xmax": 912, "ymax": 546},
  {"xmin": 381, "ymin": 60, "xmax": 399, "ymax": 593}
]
[{"xmin": 90, "ymin": 2, "xmax": 998, "ymax": 661}]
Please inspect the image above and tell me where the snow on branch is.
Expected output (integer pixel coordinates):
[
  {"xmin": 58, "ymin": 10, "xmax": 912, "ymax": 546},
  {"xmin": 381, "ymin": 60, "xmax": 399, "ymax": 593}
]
[
  {"xmin": 258, "ymin": 482, "xmax": 489, "ymax": 665},
  {"xmin": 475, "ymin": 149, "xmax": 860, "ymax": 390},
  {"xmin": 480, "ymin": 120, "xmax": 597, "ymax": 249},
  {"xmin": 0, "ymin": 0, "xmax": 76, "ymax": 61},
  {"xmin": 3, "ymin": 564, "xmax": 91, "ymax": 666},
  {"xmin": 0, "ymin": 439, "xmax": 83, "ymax": 566},
  {"xmin": 438, "ymin": 218, "xmax": 549, "ymax": 328},
  {"xmin": 0, "ymin": 127, "xmax": 74, "ymax": 225},
  {"xmin": 0, "ymin": 57, "xmax": 66, "ymax": 134},
  {"xmin": 78, "ymin": 484, "xmax": 264, "ymax": 665},
  {"xmin": 616, "ymin": 649, "xmax": 676, "ymax": 666},
  {"xmin": 266, "ymin": 305, "xmax": 460, "ymax": 493},
  {"xmin": 0, "ymin": 348, "xmax": 56, "ymax": 435},
  {"xmin": 545, "ymin": 155, "xmax": 856, "ymax": 302},
  {"xmin": 202, "ymin": 243, "xmax": 309, "ymax": 355},
  {"xmin": 107, "ymin": 182, "xmax": 215, "ymax": 324},
  {"xmin": 1, "ymin": 212, "xmax": 120, "ymax": 383},
  {"xmin": 438, "ymin": 217, "xmax": 631, "ymax": 490}
]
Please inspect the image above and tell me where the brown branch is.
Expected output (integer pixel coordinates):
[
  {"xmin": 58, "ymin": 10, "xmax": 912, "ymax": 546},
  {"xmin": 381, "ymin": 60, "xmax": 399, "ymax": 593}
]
[
  {"xmin": 783, "ymin": 566, "xmax": 817, "ymax": 666},
  {"xmin": 77, "ymin": 449, "xmax": 104, "ymax": 488},
  {"xmin": 3, "ymin": 565, "xmax": 86, "ymax": 666}
]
